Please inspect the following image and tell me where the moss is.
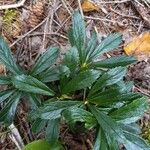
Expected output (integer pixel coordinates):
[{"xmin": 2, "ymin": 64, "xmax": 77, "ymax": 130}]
[
  {"xmin": 142, "ymin": 122, "xmax": 150, "ymax": 143},
  {"xmin": 3, "ymin": 9, "xmax": 18, "ymax": 25}
]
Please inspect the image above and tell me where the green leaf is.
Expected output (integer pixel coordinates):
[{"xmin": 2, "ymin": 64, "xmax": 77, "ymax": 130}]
[
  {"xmin": 84, "ymin": 32, "xmax": 97, "ymax": 63},
  {"xmin": 120, "ymin": 123, "xmax": 141, "ymax": 135},
  {"xmin": 63, "ymin": 47, "xmax": 79, "ymax": 72},
  {"xmin": 123, "ymin": 131, "xmax": 150, "ymax": 150},
  {"xmin": 0, "ymin": 75, "xmax": 11, "ymax": 84},
  {"xmin": 91, "ymin": 55, "xmax": 137, "ymax": 68},
  {"xmin": 89, "ymin": 33, "xmax": 122, "ymax": 60},
  {"xmin": 30, "ymin": 101, "xmax": 83, "ymax": 120},
  {"xmin": 110, "ymin": 97, "xmax": 149, "ymax": 124},
  {"xmin": 114, "ymin": 80, "xmax": 133, "ymax": 93},
  {"xmin": 27, "ymin": 94, "xmax": 41, "ymax": 109},
  {"xmin": 62, "ymin": 70, "xmax": 100, "ymax": 94},
  {"xmin": 12, "ymin": 74, "xmax": 54, "ymax": 96},
  {"xmin": 88, "ymin": 88, "xmax": 120, "ymax": 106},
  {"xmin": 23, "ymin": 140, "xmax": 64, "ymax": 150},
  {"xmin": 46, "ymin": 119, "xmax": 60, "ymax": 144},
  {"xmin": 0, "ymin": 37, "xmax": 22, "ymax": 75},
  {"xmin": 68, "ymin": 28, "xmax": 75, "ymax": 47},
  {"xmin": 37, "ymin": 67, "xmax": 60, "ymax": 83},
  {"xmin": 88, "ymin": 67, "xmax": 126, "ymax": 96},
  {"xmin": 30, "ymin": 47, "xmax": 59, "ymax": 76},
  {"xmin": 63, "ymin": 107, "xmax": 97, "ymax": 129},
  {"xmin": 31, "ymin": 119, "xmax": 47, "ymax": 134},
  {"xmin": 72, "ymin": 11, "xmax": 86, "ymax": 62},
  {"xmin": 94, "ymin": 127, "xmax": 119, "ymax": 150},
  {"xmin": 89, "ymin": 105, "xmax": 127, "ymax": 145},
  {"xmin": 105, "ymin": 132, "xmax": 120, "ymax": 150},
  {"xmin": 93, "ymin": 128, "xmax": 109, "ymax": 150},
  {"xmin": 89, "ymin": 89, "xmax": 142, "ymax": 106},
  {"xmin": 0, "ymin": 91, "xmax": 21, "ymax": 125},
  {"xmin": 0, "ymin": 89, "xmax": 16, "ymax": 103}
]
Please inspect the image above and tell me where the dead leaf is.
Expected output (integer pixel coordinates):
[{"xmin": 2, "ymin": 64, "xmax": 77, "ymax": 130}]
[
  {"xmin": 81, "ymin": 0, "xmax": 99, "ymax": 12},
  {"xmin": 124, "ymin": 32, "xmax": 150, "ymax": 61},
  {"xmin": 0, "ymin": 64, "xmax": 5, "ymax": 74}
]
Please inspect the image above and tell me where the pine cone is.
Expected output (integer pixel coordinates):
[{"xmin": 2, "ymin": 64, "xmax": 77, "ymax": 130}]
[
  {"xmin": 28, "ymin": 1, "xmax": 45, "ymax": 28},
  {"xmin": 11, "ymin": 21, "xmax": 22, "ymax": 38}
]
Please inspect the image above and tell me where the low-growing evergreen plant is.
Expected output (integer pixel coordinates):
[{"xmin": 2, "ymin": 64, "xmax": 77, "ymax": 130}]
[{"xmin": 0, "ymin": 11, "xmax": 150, "ymax": 150}]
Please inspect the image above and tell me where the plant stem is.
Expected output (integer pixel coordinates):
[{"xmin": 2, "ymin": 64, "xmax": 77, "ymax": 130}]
[{"xmin": 83, "ymin": 88, "xmax": 86, "ymax": 101}]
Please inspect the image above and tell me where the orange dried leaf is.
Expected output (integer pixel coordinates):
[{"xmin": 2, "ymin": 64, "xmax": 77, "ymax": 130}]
[
  {"xmin": 124, "ymin": 32, "xmax": 150, "ymax": 60},
  {"xmin": 81, "ymin": 0, "xmax": 99, "ymax": 12}
]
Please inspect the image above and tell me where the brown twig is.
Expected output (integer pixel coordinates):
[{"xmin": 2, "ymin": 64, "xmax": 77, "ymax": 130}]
[
  {"xmin": 134, "ymin": 85, "xmax": 150, "ymax": 97},
  {"xmin": 10, "ymin": 18, "xmax": 47, "ymax": 47},
  {"xmin": 96, "ymin": 0, "xmax": 130, "ymax": 4},
  {"xmin": 28, "ymin": 32, "xmax": 68, "ymax": 40},
  {"xmin": 131, "ymin": 1, "xmax": 150, "ymax": 28},
  {"xmin": 85, "ymin": 16, "xmax": 119, "ymax": 24},
  {"xmin": 0, "ymin": 0, "xmax": 26, "ymax": 10},
  {"xmin": 110, "ymin": 8, "xmax": 140, "ymax": 19},
  {"xmin": 61, "ymin": 0, "xmax": 72, "ymax": 15},
  {"xmin": 78, "ymin": 0, "xmax": 84, "ymax": 18}
]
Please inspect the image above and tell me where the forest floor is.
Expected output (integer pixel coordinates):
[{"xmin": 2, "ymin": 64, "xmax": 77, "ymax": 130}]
[{"xmin": 0, "ymin": 0, "xmax": 150, "ymax": 149}]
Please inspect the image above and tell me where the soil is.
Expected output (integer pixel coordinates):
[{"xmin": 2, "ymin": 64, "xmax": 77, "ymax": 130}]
[{"xmin": 0, "ymin": 0, "xmax": 150, "ymax": 149}]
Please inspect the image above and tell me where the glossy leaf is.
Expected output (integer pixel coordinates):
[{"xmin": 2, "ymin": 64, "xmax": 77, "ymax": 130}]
[
  {"xmin": 30, "ymin": 101, "xmax": 83, "ymax": 120},
  {"xmin": 120, "ymin": 123, "xmax": 141, "ymax": 135},
  {"xmin": 0, "ymin": 75, "xmax": 11, "ymax": 84},
  {"xmin": 23, "ymin": 140, "xmax": 64, "ymax": 150},
  {"xmin": 12, "ymin": 74, "xmax": 54, "ymax": 96},
  {"xmin": 89, "ymin": 105, "xmax": 127, "ymax": 145},
  {"xmin": 84, "ymin": 32, "xmax": 97, "ymax": 63},
  {"xmin": 68, "ymin": 28, "xmax": 74, "ymax": 46},
  {"xmin": 63, "ymin": 107, "xmax": 97, "ymax": 129},
  {"xmin": 27, "ymin": 94, "xmax": 41, "ymax": 109},
  {"xmin": 89, "ymin": 89, "xmax": 142, "ymax": 106},
  {"xmin": 93, "ymin": 128, "xmax": 109, "ymax": 150},
  {"xmin": 72, "ymin": 11, "xmax": 86, "ymax": 62},
  {"xmin": 30, "ymin": 47, "xmax": 59, "ymax": 76},
  {"xmin": 105, "ymin": 132, "xmax": 119, "ymax": 150},
  {"xmin": 89, "ymin": 33, "xmax": 122, "ymax": 60},
  {"xmin": 37, "ymin": 67, "xmax": 60, "ymax": 83},
  {"xmin": 110, "ymin": 98, "xmax": 149, "ymax": 124},
  {"xmin": 123, "ymin": 131, "xmax": 150, "ymax": 150},
  {"xmin": 0, "ymin": 89, "xmax": 16, "ymax": 103},
  {"xmin": 91, "ymin": 55, "xmax": 137, "ymax": 68},
  {"xmin": 63, "ymin": 47, "xmax": 79, "ymax": 72},
  {"xmin": 0, "ymin": 37, "xmax": 22, "ymax": 75},
  {"xmin": 31, "ymin": 119, "xmax": 47, "ymax": 134},
  {"xmin": 115, "ymin": 80, "xmax": 133, "ymax": 93},
  {"xmin": 0, "ymin": 91, "xmax": 21, "ymax": 125},
  {"xmin": 62, "ymin": 70, "xmax": 100, "ymax": 94},
  {"xmin": 46, "ymin": 119, "xmax": 60, "ymax": 144},
  {"xmin": 88, "ymin": 67, "xmax": 126, "ymax": 96}
]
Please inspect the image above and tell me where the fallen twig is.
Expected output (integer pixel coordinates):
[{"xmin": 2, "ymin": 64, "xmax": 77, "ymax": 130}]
[
  {"xmin": 96, "ymin": 0, "xmax": 130, "ymax": 4},
  {"xmin": 131, "ymin": 1, "xmax": 150, "ymax": 28},
  {"xmin": 61, "ymin": 0, "xmax": 72, "ymax": 15},
  {"xmin": 9, "ymin": 123, "xmax": 24, "ymax": 150},
  {"xmin": 0, "ymin": 0, "xmax": 26, "ymax": 10},
  {"xmin": 78, "ymin": 0, "xmax": 84, "ymax": 18},
  {"xmin": 85, "ymin": 16, "xmax": 118, "ymax": 24},
  {"xmin": 10, "ymin": 18, "xmax": 47, "ymax": 47}
]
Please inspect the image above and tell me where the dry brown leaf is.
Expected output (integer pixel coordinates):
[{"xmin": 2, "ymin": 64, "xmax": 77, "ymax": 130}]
[
  {"xmin": 0, "ymin": 64, "xmax": 5, "ymax": 74},
  {"xmin": 81, "ymin": 0, "xmax": 99, "ymax": 12},
  {"xmin": 124, "ymin": 32, "xmax": 150, "ymax": 61}
]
